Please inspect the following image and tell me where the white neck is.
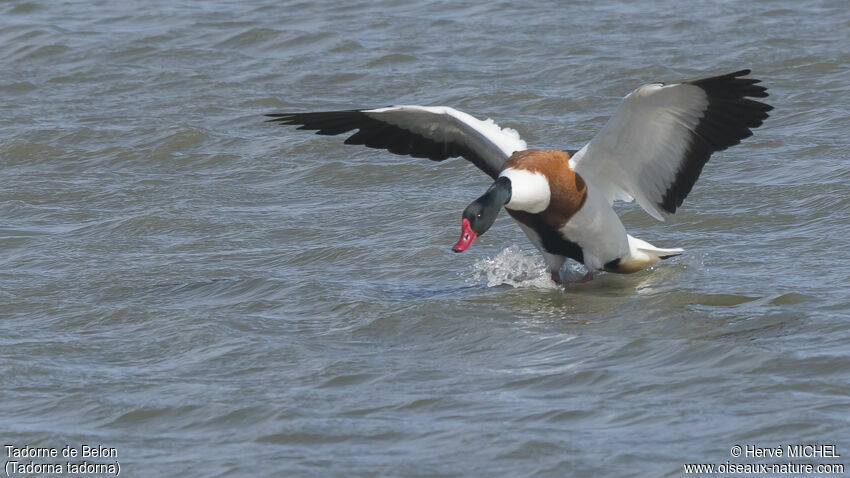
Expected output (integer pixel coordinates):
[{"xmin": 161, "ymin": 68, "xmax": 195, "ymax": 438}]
[{"xmin": 499, "ymin": 168, "xmax": 551, "ymax": 214}]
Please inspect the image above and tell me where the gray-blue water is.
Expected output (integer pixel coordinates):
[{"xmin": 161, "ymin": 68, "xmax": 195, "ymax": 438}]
[{"xmin": 3, "ymin": 0, "xmax": 849, "ymax": 476}]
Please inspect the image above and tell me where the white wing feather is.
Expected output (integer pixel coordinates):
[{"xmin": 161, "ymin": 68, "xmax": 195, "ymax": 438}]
[
  {"xmin": 268, "ymin": 105, "xmax": 526, "ymax": 178},
  {"xmin": 568, "ymin": 82, "xmax": 709, "ymax": 220},
  {"xmin": 362, "ymin": 106, "xmax": 527, "ymax": 173}
]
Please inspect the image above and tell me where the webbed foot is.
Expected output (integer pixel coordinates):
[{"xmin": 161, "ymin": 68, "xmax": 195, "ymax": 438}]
[{"xmin": 564, "ymin": 270, "xmax": 594, "ymax": 284}]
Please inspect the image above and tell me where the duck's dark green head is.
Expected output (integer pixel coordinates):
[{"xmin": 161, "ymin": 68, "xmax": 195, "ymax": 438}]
[{"xmin": 452, "ymin": 177, "xmax": 511, "ymax": 252}]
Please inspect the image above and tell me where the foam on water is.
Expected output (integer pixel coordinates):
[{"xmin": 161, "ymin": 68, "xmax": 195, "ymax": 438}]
[{"xmin": 470, "ymin": 245, "xmax": 561, "ymax": 289}]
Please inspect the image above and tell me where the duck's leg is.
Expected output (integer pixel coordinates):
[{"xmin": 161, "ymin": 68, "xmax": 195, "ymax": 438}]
[
  {"xmin": 550, "ymin": 268, "xmax": 563, "ymax": 284},
  {"xmin": 542, "ymin": 253, "xmax": 566, "ymax": 285}
]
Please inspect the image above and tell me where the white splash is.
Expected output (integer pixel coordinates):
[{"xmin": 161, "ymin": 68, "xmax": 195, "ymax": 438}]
[{"xmin": 469, "ymin": 245, "xmax": 561, "ymax": 289}]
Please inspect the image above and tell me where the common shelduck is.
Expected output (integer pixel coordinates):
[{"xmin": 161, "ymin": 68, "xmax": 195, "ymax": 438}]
[{"xmin": 268, "ymin": 69, "xmax": 772, "ymax": 283}]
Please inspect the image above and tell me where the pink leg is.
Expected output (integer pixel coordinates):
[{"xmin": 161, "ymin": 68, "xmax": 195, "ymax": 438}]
[
  {"xmin": 564, "ymin": 270, "xmax": 594, "ymax": 284},
  {"xmin": 550, "ymin": 269, "xmax": 562, "ymax": 284}
]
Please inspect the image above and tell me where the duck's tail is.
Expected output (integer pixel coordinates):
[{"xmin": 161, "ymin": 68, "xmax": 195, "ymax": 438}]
[{"xmin": 603, "ymin": 235, "xmax": 683, "ymax": 274}]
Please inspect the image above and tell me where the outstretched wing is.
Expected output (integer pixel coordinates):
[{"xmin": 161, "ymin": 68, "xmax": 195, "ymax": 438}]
[
  {"xmin": 267, "ymin": 105, "xmax": 527, "ymax": 179},
  {"xmin": 569, "ymin": 69, "xmax": 772, "ymax": 220}
]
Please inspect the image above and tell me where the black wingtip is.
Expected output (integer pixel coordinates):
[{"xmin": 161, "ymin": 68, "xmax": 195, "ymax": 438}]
[
  {"xmin": 265, "ymin": 113, "xmax": 294, "ymax": 123},
  {"xmin": 659, "ymin": 69, "xmax": 773, "ymax": 214},
  {"xmin": 710, "ymin": 69, "xmax": 752, "ymax": 80}
]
